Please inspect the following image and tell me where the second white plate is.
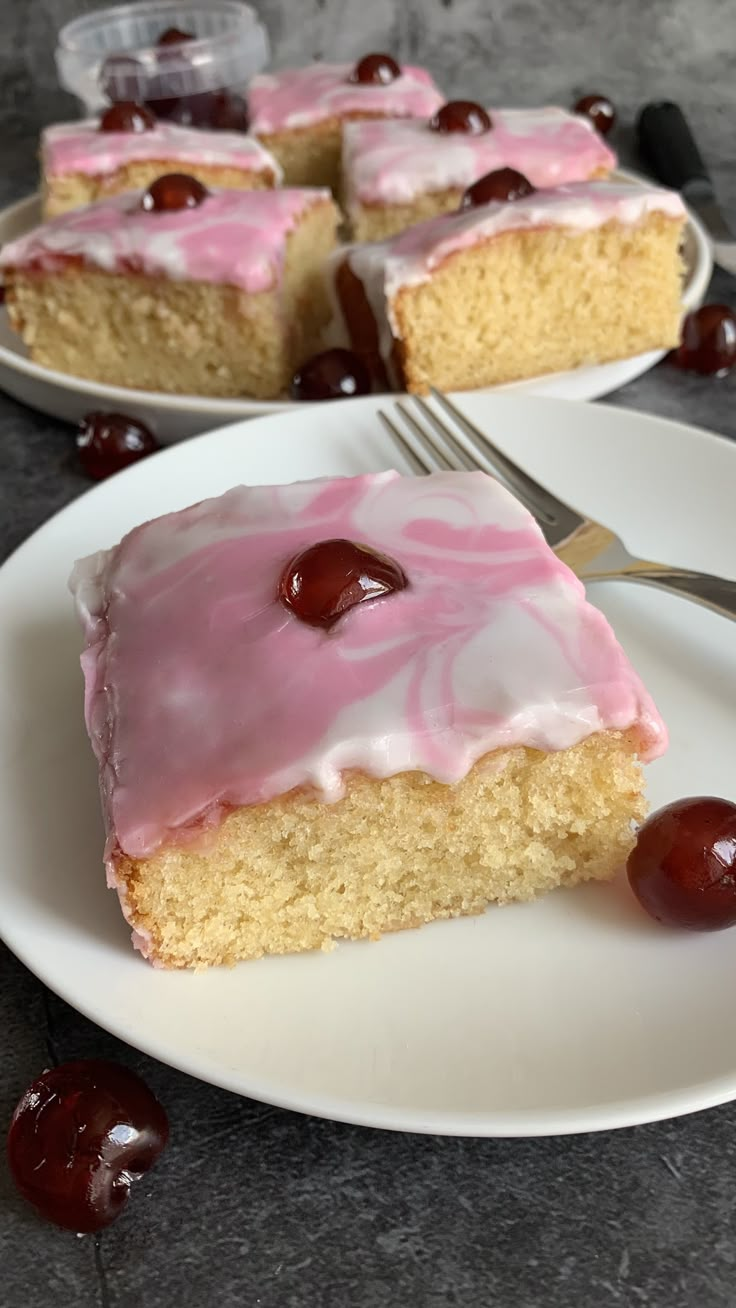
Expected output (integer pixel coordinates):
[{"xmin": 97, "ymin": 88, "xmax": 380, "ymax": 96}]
[{"xmin": 0, "ymin": 180, "xmax": 713, "ymax": 442}]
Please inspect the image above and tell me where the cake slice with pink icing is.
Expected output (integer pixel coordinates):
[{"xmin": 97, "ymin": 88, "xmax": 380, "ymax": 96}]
[
  {"xmin": 69, "ymin": 469, "xmax": 666, "ymax": 969},
  {"xmin": 248, "ymin": 56, "xmax": 444, "ymax": 190},
  {"xmin": 342, "ymin": 106, "xmax": 617, "ymax": 240},
  {"xmin": 0, "ymin": 184, "xmax": 339, "ymax": 398},
  {"xmin": 41, "ymin": 117, "xmax": 282, "ymax": 217}
]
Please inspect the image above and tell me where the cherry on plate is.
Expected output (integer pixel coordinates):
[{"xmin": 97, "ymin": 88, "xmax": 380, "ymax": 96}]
[
  {"xmin": 574, "ymin": 92, "xmax": 616, "ymax": 135},
  {"xmin": 141, "ymin": 173, "xmax": 209, "ymax": 212},
  {"xmin": 627, "ymin": 796, "xmax": 736, "ymax": 930},
  {"xmin": 671, "ymin": 304, "xmax": 736, "ymax": 376},
  {"xmin": 350, "ymin": 53, "xmax": 402, "ymax": 85},
  {"xmin": 99, "ymin": 100, "xmax": 156, "ymax": 133},
  {"xmin": 77, "ymin": 412, "xmax": 159, "ymax": 480},
  {"xmin": 279, "ymin": 538, "xmax": 408, "ymax": 629},
  {"xmin": 430, "ymin": 100, "xmax": 492, "ymax": 135},
  {"xmin": 461, "ymin": 167, "xmax": 535, "ymax": 209},
  {"xmin": 290, "ymin": 348, "xmax": 373, "ymax": 402},
  {"xmin": 7, "ymin": 1059, "xmax": 169, "ymax": 1233}
]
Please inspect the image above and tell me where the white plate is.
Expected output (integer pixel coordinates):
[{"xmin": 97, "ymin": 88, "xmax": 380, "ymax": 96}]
[
  {"xmin": 0, "ymin": 180, "xmax": 713, "ymax": 443},
  {"xmin": 1, "ymin": 393, "xmax": 735, "ymax": 1137}
]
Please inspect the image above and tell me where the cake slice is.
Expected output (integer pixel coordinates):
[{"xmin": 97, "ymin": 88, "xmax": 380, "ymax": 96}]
[
  {"xmin": 331, "ymin": 178, "xmax": 687, "ymax": 392},
  {"xmin": 69, "ymin": 470, "xmax": 667, "ymax": 970},
  {"xmin": 342, "ymin": 106, "xmax": 616, "ymax": 241},
  {"xmin": 41, "ymin": 114, "xmax": 282, "ymax": 218},
  {"xmin": 249, "ymin": 56, "xmax": 444, "ymax": 190},
  {"xmin": 0, "ymin": 181, "xmax": 339, "ymax": 399}
]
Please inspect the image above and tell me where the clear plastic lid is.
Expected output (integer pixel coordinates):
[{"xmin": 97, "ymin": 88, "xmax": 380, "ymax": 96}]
[{"xmin": 56, "ymin": 0, "xmax": 270, "ymax": 117}]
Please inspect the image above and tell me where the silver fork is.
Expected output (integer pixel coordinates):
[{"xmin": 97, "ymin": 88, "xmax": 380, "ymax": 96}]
[{"xmin": 379, "ymin": 389, "xmax": 736, "ymax": 623}]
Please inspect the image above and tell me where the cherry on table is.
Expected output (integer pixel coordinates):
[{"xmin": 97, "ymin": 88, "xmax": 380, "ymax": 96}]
[
  {"xmin": 671, "ymin": 304, "xmax": 736, "ymax": 376},
  {"xmin": 6, "ymin": 1059, "xmax": 169, "ymax": 1233},
  {"xmin": 350, "ymin": 53, "xmax": 402, "ymax": 85},
  {"xmin": 141, "ymin": 173, "xmax": 209, "ymax": 212},
  {"xmin": 99, "ymin": 100, "xmax": 156, "ymax": 133},
  {"xmin": 627, "ymin": 796, "xmax": 736, "ymax": 930},
  {"xmin": 279, "ymin": 538, "xmax": 408, "ymax": 629},
  {"xmin": 290, "ymin": 348, "xmax": 373, "ymax": 402},
  {"xmin": 574, "ymin": 92, "xmax": 616, "ymax": 135},
  {"xmin": 430, "ymin": 100, "xmax": 492, "ymax": 135},
  {"xmin": 461, "ymin": 167, "xmax": 535, "ymax": 209},
  {"xmin": 77, "ymin": 412, "xmax": 159, "ymax": 480}
]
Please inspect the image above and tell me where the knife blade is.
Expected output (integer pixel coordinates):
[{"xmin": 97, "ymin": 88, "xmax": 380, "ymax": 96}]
[{"xmin": 637, "ymin": 100, "xmax": 736, "ymax": 278}]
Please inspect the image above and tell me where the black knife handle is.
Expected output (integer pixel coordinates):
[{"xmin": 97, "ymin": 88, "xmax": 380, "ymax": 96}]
[{"xmin": 637, "ymin": 101, "xmax": 713, "ymax": 199}]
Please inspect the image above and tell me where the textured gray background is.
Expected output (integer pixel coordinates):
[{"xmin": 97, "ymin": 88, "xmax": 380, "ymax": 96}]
[{"xmin": 2, "ymin": 2, "xmax": 736, "ymax": 1306}]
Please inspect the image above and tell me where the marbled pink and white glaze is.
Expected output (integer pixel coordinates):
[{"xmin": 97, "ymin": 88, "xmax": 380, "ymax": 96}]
[
  {"xmin": 248, "ymin": 62, "xmax": 443, "ymax": 133},
  {"xmin": 343, "ymin": 108, "xmax": 616, "ymax": 207},
  {"xmin": 0, "ymin": 187, "xmax": 332, "ymax": 294},
  {"xmin": 42, "ymin": 119, "xmax": 281, "ymax": 181},
  {"xmin": 333, "ymin": 180, "xmax": 686, "ymax": 373},
  {"xmin": 70, "ymin": 471, "xmax": 666, "ymax": 884}
]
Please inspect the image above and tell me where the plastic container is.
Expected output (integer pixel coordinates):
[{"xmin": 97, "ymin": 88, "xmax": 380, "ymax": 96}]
[{"xmin": 55, "ymin": 0, "xmax": 270, "ymax": 127}]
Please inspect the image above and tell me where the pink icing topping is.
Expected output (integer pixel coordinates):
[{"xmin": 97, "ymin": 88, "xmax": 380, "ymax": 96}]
[
  {"xmin": 69, "ymin": 471, "xmax": 666, "ymax": 865},
  {"xmin": 42, "ymin": 119, "xmax": 281, "ymax": 181},
  {"xmin": 248, "ymin": 61, "xmax": 444, "ymax": 133},
  {"xmin": 0, "ymin": 187, "xmax": 333, "ymax": 294},
  {"xmin": 343, "ymin": 108, "xmax": 617, "ymax": 206}
]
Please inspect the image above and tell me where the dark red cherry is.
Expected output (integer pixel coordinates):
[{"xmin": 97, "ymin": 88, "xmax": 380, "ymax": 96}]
[
  {"xmin": 279, "ymin": 539, "xmax": 408, "ymax": 629},
  {"xmin": 141, "ymin": 173, "xmax": 209, "ymax": 212},
  {"xmin": 627, "ymin": 797, "xmax": 736, "ymax": 930},
  {"xmin": 350, "ymin": 53, "xmax": 401, "ymax": 85},
  {"xmin": 100, "ymin": 54, "xmax": 146, "ymax": 105},
  {"xmin": 7, "ymin": 1059, "xmax": 169, "ymax": 1233},
  {"xmin": 430, "ymin": 100, "xmax": 492, "ymax": 135},
  {"xmin": 671, "ymin": 304, "xmax": 736, "ymax": 376},
  {"xmin": 99, "ymin": 100, "xmax": 156, "ymax": 133},
  {"xmin": 461, "ymin": 167, "xmax": 535, "ymax": 209},
  {"xmin": 208, "ymin": 90, "xmax": 250, "ymax": 131},
  {"xmin": 290, "ymin": 348, "xmax": 373, "ymax": 402},
  {"xmin": 574, "ymin": 93, "xmax": 616, "ymax": 135},
  {"xmin": 158, "ymin": 26, "xmax": 195, "ymax": 45},
  {"xmin": 0, "ymin": 285, "xmax": 6, "ymax": 305},
  {"xmin": 77, "ymin": 412, "xmax": 159, "ymax": 480}
]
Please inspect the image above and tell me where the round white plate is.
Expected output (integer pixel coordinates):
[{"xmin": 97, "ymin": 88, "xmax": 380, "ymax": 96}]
[
  {"xmin": 1, "ymin": 392, "xmax": 735, "ymax": 1137},
  {"xmin": 0, "ymin": 180, "xmax": 713, "ymax": 443}
]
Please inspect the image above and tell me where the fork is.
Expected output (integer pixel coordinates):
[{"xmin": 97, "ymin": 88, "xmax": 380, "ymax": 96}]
[{"xmin": 379, "ymin": 389, "xmax": 736, "ymax": 622}]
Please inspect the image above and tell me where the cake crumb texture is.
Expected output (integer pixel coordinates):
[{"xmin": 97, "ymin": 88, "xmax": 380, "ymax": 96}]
[
  {"xmin": 118, "ymin": 731, "xmax": 645, "ymax": 970},
  {"xmin": 393, "ymin": 214, "xmax": 684, "ymax": 392}
]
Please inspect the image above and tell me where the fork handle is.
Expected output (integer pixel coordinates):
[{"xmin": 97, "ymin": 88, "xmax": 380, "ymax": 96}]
[{"xmin": 581, "ymin": 561, "xmax": 736, "ymax": 621}]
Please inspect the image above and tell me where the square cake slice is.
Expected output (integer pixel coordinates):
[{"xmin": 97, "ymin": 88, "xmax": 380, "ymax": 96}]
[
  {"xmin": 0, "ymin": 184, "xmax": 339, "ymax": 399},
  {"xmin": 342, "ymin": 107, "xmax": 617, "ymax": 241},
  {"xmin": 70, "ymin": 470, "xmax": 667, "ymax": 970},
  {"xmin": 330, "ymin": 180, "xmax": 686, "ymax": 392},
  {"xmin": 249, "ymin": 58, "xmax": 444, "ymax": 190},
  {"xmin": 41, "ymin": 117, "xmax": 282, "ymax": 218}
]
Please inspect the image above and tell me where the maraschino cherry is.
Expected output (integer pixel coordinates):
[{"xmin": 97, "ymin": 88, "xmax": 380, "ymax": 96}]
[
  {"xmin": 77, "ymin": 412, "xmax": 159, "ymax": 480},
  {"xmin": 350, "ymin": 53, "xmax": 401, "ymax": 85},
  {"xmin": 290, "ymin": 348, "xmax": 373, "ymax": 402},
  {"xmin": 461, "ymin": 167, "xmax": 535, "ymax": 209},
  {"xmin": 627, "ymin": 796, "xmax": 736, "ymax": 929},
  {"xmin": 158, "ymin": 25, "xmax": 195, "ymax": 45},
  {"xmin": 7, "ymin": 1059, "xmax": 169, "ymax": 1233},
  {"xmin": 574, "ymin": 92, "xmax": 616, "ymax": 135},
  {"xmin": 279, "ymin": 539, "xmax": 408, "ymax": 628},
  {"xmin": 141, "ymin": 173, "xmax": 209, "ymax": 212},
  {"xmin": 430, "ymin": 100, "xmax": 492, "ymax": 135},
  {"xmin": 671, "ymin": 305, "xmax": 736, "ymax": 376},
  {"xmin": 99, "ymin": 100, "xmax": 156, "ymax": 133}
]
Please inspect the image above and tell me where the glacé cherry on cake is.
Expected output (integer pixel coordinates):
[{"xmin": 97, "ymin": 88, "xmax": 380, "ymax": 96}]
[
  {"xmin": 0, "ymin": 184, "xmax": 339, "ymax": 399},
  {"xmin": 41, "ymin": 115, "xmax": 282, "ymax": 217},
  {"xmin": 248, "ymin": 57, "xmax": 444, "ymax": 189},
  {"xmin": 342, "ymin": 105, "xmax": 617, "ymax": 240},
  {"xmin": 332, "ymin": 179, "xmax": 686, "ymax": 392},
  {"xmin": 70, "ymin": 469, "xmax": 666, "ymax": 969}
]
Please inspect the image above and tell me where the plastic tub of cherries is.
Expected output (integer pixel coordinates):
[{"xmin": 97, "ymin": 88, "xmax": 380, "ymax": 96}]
[{"xmin": 55, "ymin": 0, "xmax": 269, "ymax": 130}]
